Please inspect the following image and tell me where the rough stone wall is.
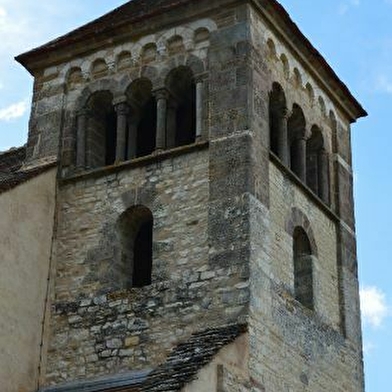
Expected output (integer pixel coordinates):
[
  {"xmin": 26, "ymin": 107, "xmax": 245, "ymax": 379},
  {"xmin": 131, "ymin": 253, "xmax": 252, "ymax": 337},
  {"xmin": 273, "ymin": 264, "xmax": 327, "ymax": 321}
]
[
  {"xmin": 0, "ymin": 169, "xmax": 56, "ymax": 392},
  {"xmin": 44, "ymin": 148, "xmax": 249, "ymax": 386},
  {"xmin": 247, "ymin": 6, "xmax": 364, "ymax": 392},
  {"xmin": 39, "ymin": 3, "xmax": 255, "ymax": 388},
  {"xmin": 24, "ymin": 1, "xmax": 364, "ymax": 391}
]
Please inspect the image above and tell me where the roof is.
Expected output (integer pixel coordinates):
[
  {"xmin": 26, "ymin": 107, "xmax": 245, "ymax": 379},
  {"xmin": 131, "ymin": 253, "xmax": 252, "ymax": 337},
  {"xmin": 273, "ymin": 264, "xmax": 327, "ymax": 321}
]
[
  {"xmin": 16, "ymin": 0, "xmax": 192, "ymax": 69},
  {"xmin": 0, "ymin": 146, "xmax": 56, "ymax": 194},
  {"xmin": 15, "ymin": 0, "xmax": 366, "ymax": 121},
  {"xmin": 141, "ymin": 323, "xmax": 247, "ymax": 391},
  {"xmin": 39, "ymin": 323, "xmax": 247, "ymax": 392}
]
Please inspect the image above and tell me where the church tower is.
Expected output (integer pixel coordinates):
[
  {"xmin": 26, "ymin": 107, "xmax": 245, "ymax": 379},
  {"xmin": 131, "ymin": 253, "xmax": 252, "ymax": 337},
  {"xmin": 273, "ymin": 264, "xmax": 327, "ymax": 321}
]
[{"xmin": 14, "ymin": 0, "xmax": 366, "ymax": 391}]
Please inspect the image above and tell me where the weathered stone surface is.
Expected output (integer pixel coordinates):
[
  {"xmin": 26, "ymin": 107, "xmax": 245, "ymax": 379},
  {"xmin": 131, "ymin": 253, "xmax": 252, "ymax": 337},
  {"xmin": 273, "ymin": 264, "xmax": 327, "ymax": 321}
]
[{"xmin": 2, "ymin": 1, "xmax": 365, "ymax": 392}]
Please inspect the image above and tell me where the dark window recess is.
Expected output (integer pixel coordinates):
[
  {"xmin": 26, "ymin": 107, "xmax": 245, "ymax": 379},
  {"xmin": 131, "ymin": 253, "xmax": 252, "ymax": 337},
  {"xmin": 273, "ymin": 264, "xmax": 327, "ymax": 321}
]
[
  {"xmin": 136, "ymin": 97, "xmax": 157, "ymax": 158},
  {"xmin": 85, "ymin": 90, "xmax": 117, "ymax": 169},
  {"xmin": 125, "ymin": 78, "xmax": 157, "ymax": 159},
  {"xmin": 133, "ymin": 219, "xmax": 153, "ymax": 287},
  {"xmin": 105, "ymin": 111, "xmax": 117, "ymax": 165},
  {"xmin": 166, "ymin": 66, "xmax": 196, "ymax": 148},
  {"xmin": 269, "ymin": 82, "xmax": 286, "ymax": 156},
  {"xmin": 293, "ymin": 227, "xmax": 314, "ymax": 310},
  {"xmin": 117, "ymin": 206, "xmax": 153, "ymax": 289}
]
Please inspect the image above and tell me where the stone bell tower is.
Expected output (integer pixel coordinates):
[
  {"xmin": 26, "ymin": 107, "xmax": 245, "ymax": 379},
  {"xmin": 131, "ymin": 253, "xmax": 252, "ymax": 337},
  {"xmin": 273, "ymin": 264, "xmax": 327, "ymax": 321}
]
[{"xmin": 14, "ymin": 0, "xmax": 366, "ymax": 391}]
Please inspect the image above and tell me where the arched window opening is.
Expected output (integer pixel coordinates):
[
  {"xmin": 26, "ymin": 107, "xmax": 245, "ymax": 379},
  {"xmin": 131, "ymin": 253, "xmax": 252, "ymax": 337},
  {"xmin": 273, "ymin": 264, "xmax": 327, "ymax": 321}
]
[
  {"xmin": 91, "ymin": 59, "xmax": 109, "ymax": 78},
  {"xmin": 288, "ymin": 104, "xmax": 306, "ymax": 181},
  {"xmin": 166, "ymin": 66, "xmax": 196, "ymax": 148},
  {"xmin": 117, "ymin": 206, "xmax": 153, "ymax": 289},
  {"xmin": 126, "ymin": 78, "xmax": 157, "ymax": 159},
  {"xmin": 306, "ymin": 126, "xmax": 329, "ymax": 203},
  {"xmin": 168, "ymin": 35, "xmax": 185, "ymax": 55},
  {"xmin": 293, "ymin": 227, "xmax": 314, "ymax": 310},
  {"xmin": 269, "ymin": 82, "xmax": 287, "ymax": 157},
  {"xmin": 86, "ymin": 91, "xmax": 117, "ymax": 168}
]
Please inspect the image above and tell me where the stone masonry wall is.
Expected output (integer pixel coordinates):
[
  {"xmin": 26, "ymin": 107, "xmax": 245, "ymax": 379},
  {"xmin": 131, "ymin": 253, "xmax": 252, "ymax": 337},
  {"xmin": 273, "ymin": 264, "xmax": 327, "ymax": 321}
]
[
  {"xmin": 29, "ymin": 1, "xmax": 364, "ymax": 390},
  {"xmin": 44, "ymin": 148, "xmax": 249, "ymax": 386},
  {"xmin": 247, "ymin": 162, "xmax": 362, "ymax": 392},
  {"xmin": 41, "ymin": 4, "xmax": 254, "ymax": 387},
  {"xmin": 246, "ymin": 5, "xmax": 364, "ymax": 391}
]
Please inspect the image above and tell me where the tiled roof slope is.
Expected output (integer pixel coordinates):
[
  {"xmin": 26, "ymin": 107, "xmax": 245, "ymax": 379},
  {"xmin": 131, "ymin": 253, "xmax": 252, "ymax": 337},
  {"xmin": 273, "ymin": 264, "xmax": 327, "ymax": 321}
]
[
  {"xmin": 39, "ymin": 323, "xmax": 247, "ymax": 392},
  {"xmin": 0, "ymin": 146, "xmax": 26, "ymax": 173},
  {"xmin": 0, "ymin": 146, "xmax": 56, "ymax": 194},
  {"xmin": 141, "ymin": 323, "xmax": 247, "ymax": 391}
]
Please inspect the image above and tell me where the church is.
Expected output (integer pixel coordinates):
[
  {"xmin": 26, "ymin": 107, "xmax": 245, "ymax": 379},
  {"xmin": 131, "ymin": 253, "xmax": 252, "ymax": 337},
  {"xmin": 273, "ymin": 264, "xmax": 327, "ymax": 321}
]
[{"xmin": 0, "ymin": 0, "xmax": 367, "ymax": 391}]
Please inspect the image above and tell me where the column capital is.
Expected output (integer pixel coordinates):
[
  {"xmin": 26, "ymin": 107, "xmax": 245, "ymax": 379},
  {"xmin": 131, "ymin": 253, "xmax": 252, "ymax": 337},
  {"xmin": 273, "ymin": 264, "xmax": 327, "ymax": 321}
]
[
  {"xmin": 112, "ymin": 95, "xmax": 128, "ymax": 106},
  {"xmin": 114, "ymin": 101, "xmax": 130, "ymax": 115},
  {"xmin": 153, "ymin": 88, "xmax": 170, "ymax": 100},
  {"xmin": 281, "ymin": 106, "xmax": 290, "ymax": 119},
  {"xmin": 194, "ymin": 72, "xmax": 208, "ymax": 84},
  {"xmin": 77, "ymin": 108, "xmax": 90, "ymax": 117}
]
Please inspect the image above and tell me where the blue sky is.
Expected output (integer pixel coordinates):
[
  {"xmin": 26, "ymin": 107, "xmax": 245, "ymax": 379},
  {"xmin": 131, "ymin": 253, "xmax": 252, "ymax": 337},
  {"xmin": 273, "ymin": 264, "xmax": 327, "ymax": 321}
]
[{"xmin": 0, "ymin": 1, "xmax": 390, "ymax": 391}]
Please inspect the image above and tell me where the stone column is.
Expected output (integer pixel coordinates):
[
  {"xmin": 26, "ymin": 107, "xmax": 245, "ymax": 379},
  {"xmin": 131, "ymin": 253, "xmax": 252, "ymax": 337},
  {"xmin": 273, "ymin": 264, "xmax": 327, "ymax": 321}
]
[
  {"xmin": 318, "ymin": 148, "xmax": 329, "ymax": 203},
  {"xmin": 154, "ymin": 89, "xmax": 168, "ymax": 151},
  {"xmin": 195, "ymin": 78, "xmax": 204, "ymax": 140},
  {"xmin": 166, "ymin": 99, "xmax": 177, "ymax": 149},
  {"xmin": 115, "ymin": 102, "xmax": 130, "ymax": 162},
  {"xmin": 76, "ymin": 109, "xmax": 88, "ymax": 169},
  {"xmin": 295, "ymin": 136, "xmax": 307, "ymax": 182},
  {"xmin": 277, "ymin": 107, "xmax": 289, "ymax": 166},
  {"xmin": 127, "ymin": 120, "xmax": 138, "ymax": 160}
]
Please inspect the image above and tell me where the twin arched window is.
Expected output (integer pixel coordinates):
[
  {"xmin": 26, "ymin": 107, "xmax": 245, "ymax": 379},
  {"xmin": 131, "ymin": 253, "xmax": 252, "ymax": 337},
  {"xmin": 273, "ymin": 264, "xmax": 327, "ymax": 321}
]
[
  {"xmin": 76, "ymin": 66, "xmax": 200, "ymax": 170},
  {"xmin": 269, "ymin": 82, "xmax": 330, "ymax": 204}
]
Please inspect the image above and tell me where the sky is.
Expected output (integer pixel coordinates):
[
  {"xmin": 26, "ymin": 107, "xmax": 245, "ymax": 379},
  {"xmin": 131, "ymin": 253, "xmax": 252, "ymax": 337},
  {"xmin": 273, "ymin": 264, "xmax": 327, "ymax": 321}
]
[{"xmin": 0, "ymin": 0, "xmax": 390, "ymax": 391}]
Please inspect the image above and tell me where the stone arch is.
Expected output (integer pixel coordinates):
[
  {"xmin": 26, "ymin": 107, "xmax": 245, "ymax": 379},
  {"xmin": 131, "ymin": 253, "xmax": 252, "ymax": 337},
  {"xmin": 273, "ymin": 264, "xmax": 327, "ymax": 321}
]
[
  {"xmin": 288, "ymin": 104, "xmax": 307, "ymax": 179},
  {"xmin": 280, "ymin": 54, "xmax": 290, "ymax": 79},
  {"xmin": 167, "ymin": 35, "xmax": 185, "ymax": 55},
  {"xmin": 66, "ymin": 67, "xmax": 84, "ymax": 88},
  {"xmin": 293, "ymin": 226, "xmax": 314, "ymax": 310},
  {"xmin": 269, "ymin": 82, "xmax": 287, "ymax": 157},
  {"xmin": 306, "ymin": 125, "xmax": 330, "ymax": 203},
  {"xmin": 194, "ymin": 27, "xmax": 210, "ymax": 43},
  {"xmin": 141, "ymin": 42, "xmax": 158, "ymax": 63},
  {"xmin": 75, "ymin": 79, "xmax": 120, "ymax": 110},
  {"xmin": 91, "ymin": 58, "xmax": 109, "ymax": 78},
  {"xmin": 116, "ymin": 50, "xmax": 133, "ymax": 70},
  {"xmin": 165, "ymin": 65, "xmax": 196, "ymax": 147},
  {"xmin": 285, "ymin": 207, "xmax": 318, "ymax": 257},
  {"xmin": 293, "ymin": 67, "xmax": 302, "ymax": 87},
  {"xmin": 116, "ymin": 205, "xmax": 153, "ymax": 288},
  {"xmin": 318, "ymin": 96, "xmax": 326, "ymax": 115},
  {"xmin": 329, "ymin": 110, "xmax": 337, "ymax": 130},
  {"xmin": 190, "ymin": 18, "xmax": 217, "ymax": 33},
  {"xmin": 125, "ymin": 77, "xmax": 157, "ymax": 159},
  {"xmin": 267, "ymin": 38, "xmax": 277, "ymax": 58},
  {"xmin": 305, "ymin": 82, "xmax": 315, "ymax": 103}
]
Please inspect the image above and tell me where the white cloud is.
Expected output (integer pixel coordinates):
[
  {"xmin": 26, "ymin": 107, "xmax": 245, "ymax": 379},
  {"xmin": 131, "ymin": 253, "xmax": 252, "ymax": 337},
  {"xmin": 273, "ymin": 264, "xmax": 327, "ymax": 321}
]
[
  {"xmin": 376, "ymin": 74, "xmax": 392, "ymax": 94},
  {"xmin": 363, "ymin": 341, "xmax": 376, "ymax": 356},
  {"xmin": 338, "ymin": 0, "xmax": 360, "ymax": 15},
  {"xmin": 0, "ymin": 100, "xmax": 28, "ymax": 121},
  {"xmin": 360, "ymin": 286, "xmax": 389, "ymax": 328}
]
